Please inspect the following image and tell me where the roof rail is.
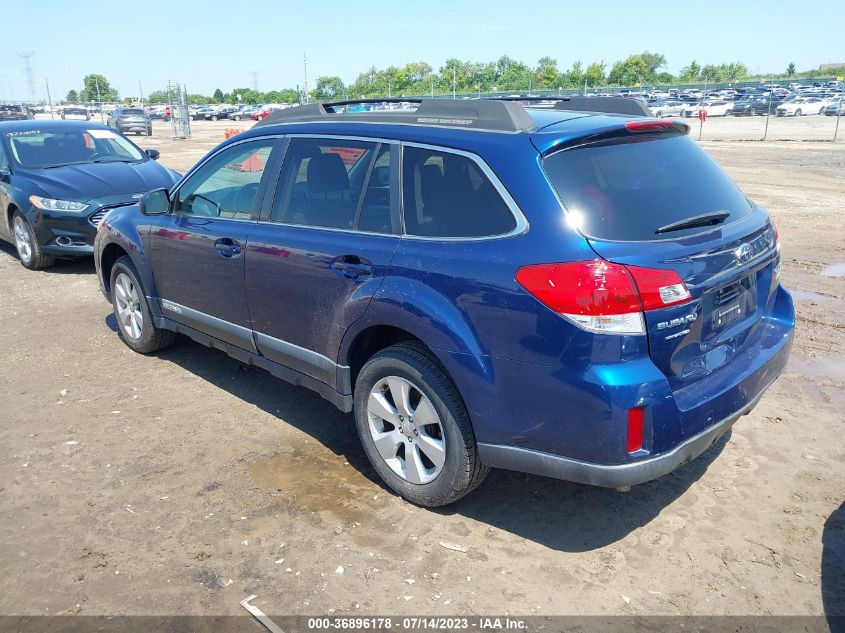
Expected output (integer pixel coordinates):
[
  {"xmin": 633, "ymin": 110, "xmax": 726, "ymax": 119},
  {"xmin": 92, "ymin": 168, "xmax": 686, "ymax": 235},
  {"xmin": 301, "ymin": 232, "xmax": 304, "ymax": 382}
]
[
  {"xmin": 492, "ymin": 95, "xmax": 651, "ymax": 117},
  {"xmin": 254, "ymin": 98, "xmax": 537, "ymax": 133}
]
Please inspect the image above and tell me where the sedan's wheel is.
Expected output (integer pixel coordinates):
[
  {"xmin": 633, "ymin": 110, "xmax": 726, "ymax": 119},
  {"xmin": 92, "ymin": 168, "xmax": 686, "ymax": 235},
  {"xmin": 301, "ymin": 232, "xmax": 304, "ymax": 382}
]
[
  {"xmin": 655, "ymin": 110, "xmax": 663, "ymax": 117},
  {"xmin": 13, "ymin": 212, "xmax": 55, "ymax": 270},
  {"xmin": 109, "ymin": 256, "xmax": 176, "ymax": 354},
  {"xmin": 211, "ymin": 115, "xmax": 218, "ymax": 121},
  {"xmin": 354, "ymin": 342, "xmax": 488, "ymax": 506},
  {"xmin": 232, "ymin": 115, "xmax": 240, "ymax": 121},
  {"xmin": 795, "ymin": 109, "xmax": 802, "ymax": 117}
]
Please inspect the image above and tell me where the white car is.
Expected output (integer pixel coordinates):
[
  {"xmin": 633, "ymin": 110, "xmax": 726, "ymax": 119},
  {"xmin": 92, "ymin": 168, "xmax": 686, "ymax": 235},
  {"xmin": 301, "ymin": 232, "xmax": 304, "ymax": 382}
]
[
  {"xmin": 682, "ymin": 100, "xmax": 733, "ymax": 117},
  {"xmin": 776, "ymin": 97, "xmax": 824, "ymax": 116},
  {"xmin": 650, "ymin": 100, "xmax": 686, "ymax": 117},
  {"xmin": 60, "ymin": 107, "xmax": 90, "ymax": 121}
]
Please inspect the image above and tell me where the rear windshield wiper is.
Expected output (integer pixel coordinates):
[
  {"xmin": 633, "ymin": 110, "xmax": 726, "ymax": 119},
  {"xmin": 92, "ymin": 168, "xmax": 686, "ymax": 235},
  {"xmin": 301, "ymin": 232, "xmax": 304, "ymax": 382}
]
[{"xmin": 655, "ymin": 211, "xmax": 730, "ymax": 235}]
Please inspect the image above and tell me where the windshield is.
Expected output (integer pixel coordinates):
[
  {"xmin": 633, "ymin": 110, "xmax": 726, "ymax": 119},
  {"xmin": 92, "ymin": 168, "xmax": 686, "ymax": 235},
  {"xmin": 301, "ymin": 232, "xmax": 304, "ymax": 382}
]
[
  {"xmin": 542, "ymin": 134, "xmax": 752, "ymax": 241},
  {"xmin": 5, "ymin": 128, "xmax": 145, "ymax": 168}
]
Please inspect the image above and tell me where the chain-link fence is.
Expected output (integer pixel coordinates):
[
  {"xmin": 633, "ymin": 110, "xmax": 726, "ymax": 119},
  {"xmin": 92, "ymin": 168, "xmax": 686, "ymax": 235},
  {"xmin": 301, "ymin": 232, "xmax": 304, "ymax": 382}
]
[{"xmin": 167, "ymin": 82, "xmax": 191, "ymax": 139}]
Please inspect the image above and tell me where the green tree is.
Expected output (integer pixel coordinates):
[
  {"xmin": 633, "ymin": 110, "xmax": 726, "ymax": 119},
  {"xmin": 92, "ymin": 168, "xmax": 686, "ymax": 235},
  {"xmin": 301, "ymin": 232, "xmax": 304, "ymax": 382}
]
[
  {"xmin": 213, "ymin": 88, "xmax": 225, "ymax": 102},
  {"xmin": 640, "ymin": 51, "xmax": 667, "ymax": 75},
  {"xmin": 584, "ymin": 62, "xmax": 607, "ymax": 88},
  {"xmin": 313, "ymin": 76, "xmax": 345, "ymax": 100},
  {"xmin": 65, "ymin": 89, "xmax": 78, "ymax": 103},
  {"xmin": 608, "ymin": 54, "xmax": 652, "ymax": 85},
  {"xmin": 534, "ymin": 57, "xmax": 561, "ymax": 90},
  {"xmin": 146, "ymin": 90, "xmax": 168, "ymax": 105},
  {"xmin": 186, "ymin": 93, "xmax": 210, "ymax": 105},
  {"xmin": 79, "ymin": 74, "xmax": 119, "ymax": 103},
  {"xmin": 679, "ymin": 60, "xmax": 702, "ymax": 82},
  {"xmin": 787, "ymin": 63, "xmax": 796, "ymax": 76},
  {"xmin": 264, "ymin": 89, "xmax": 299, "ymax": 104}
]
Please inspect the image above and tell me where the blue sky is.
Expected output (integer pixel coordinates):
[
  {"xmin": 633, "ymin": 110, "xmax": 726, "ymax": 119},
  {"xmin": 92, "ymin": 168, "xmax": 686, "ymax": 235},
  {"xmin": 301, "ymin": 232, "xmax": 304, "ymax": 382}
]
[{"xmin": 1, "ymin": 0, "xmax": 842, "ymax": 101}]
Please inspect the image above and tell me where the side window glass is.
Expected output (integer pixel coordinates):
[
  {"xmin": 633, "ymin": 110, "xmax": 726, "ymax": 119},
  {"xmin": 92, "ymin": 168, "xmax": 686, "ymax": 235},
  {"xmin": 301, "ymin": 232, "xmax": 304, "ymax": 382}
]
[
  {"xmin": 270, "ymin": 138, "xmax": 375, "ymax": 230},
  {"xmin": 402, "ymin": 146, "xmax": 516, "ymax": 238},
  {"xmin": 356, "ymin": 145, "xmax": 393, "ymax": 234},
  {"xmin": 0, "ymin": 142, "xmax": 9, "ymax": 171},
  {"xmin": 174, "ymin": 140, "xmax": 275, "ymax": 219}
]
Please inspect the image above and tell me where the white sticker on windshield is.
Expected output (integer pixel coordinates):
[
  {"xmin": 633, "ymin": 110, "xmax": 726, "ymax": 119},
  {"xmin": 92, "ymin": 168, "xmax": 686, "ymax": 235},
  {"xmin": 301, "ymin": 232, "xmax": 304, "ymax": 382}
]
[{"xmin": 87, "ymin": 129, "xmax": 118, "ymax": 139}]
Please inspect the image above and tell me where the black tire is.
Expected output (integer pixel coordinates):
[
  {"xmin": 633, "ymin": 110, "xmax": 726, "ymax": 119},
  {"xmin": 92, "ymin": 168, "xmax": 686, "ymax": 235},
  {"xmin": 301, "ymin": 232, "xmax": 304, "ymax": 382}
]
[
  {"xmin": 109, "ymin": 256, "xmax": 176, "ymax": 354},
  {"xmin": 12, "ymin": 211, "xmax": 55, "ymax": 270},
  {"xmin": 232, "ymin": 115, "xmax": 240, "ymax": 121},
  {"xmin": 795, "ymin": 109, "xmax": 802, "ymax": 117},
  {"xmin": 353, "ymin": 342, "xmax": 488, "ymax": 507},
  {"xmin": 211, "ymin": 115, "xmax": 218, "ymax": 121}
]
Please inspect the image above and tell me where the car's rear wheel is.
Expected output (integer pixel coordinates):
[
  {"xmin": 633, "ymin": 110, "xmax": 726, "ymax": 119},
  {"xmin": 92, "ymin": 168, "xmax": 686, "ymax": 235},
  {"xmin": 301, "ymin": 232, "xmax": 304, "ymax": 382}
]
[
  {"xmin": 110, "ymin": 256, "xmax": 176, "ymax": 354},
  {"xmin": 353, "ymin": 342, "xmax": 488, "ymax": 507},
  {"xmin": 232, "ymin": 115, "xmax": 240, "ymax": 121},
  {"xmin": 211, "ymin": 115, "xmax": 218, "ymax": 121},
  {"xmin": 13, "ymin": 212, "xmax": 55, "ymax": 270}
]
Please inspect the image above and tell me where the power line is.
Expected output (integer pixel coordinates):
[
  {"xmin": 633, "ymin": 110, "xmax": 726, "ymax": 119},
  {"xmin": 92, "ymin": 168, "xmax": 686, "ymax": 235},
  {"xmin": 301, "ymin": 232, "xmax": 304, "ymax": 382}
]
[{"xmin": 18, "ymin": 52, "xmax": 37, "ymax": 102}]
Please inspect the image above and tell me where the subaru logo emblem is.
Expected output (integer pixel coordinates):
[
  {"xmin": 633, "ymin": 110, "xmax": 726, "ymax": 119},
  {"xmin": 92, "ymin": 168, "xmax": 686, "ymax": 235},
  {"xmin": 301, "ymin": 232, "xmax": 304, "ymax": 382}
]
[
  {"xmin": 131, "ymin": 193, "xmax": 144, "ymax": 199},
  {"xmin": 736, "ymin": 243, "xmax": 753, "ymax": 263}
]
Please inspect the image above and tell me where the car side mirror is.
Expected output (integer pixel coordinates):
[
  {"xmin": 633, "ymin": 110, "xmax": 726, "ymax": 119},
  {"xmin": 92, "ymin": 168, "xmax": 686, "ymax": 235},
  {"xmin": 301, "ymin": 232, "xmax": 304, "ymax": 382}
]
[
  {"xmin": 140, "ymin": 188, "xmax": 170, "ymax": 215},
  {"xmin": 0, "ymin": 167, "xmax": 10, "ymax": 182},
  {"xmin": 145, "ymin": 149, "xmax": 161, "ymax": 161}
]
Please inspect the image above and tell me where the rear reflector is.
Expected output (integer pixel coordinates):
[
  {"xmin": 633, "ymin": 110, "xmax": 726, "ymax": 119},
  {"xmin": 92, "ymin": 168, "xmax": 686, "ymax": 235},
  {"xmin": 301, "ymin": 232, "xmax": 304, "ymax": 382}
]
[
  {"xmin": 627, "ymin": 407, "xmax": 645, "ymax": 453},
  {"xmin": 515, "ymin": 260, "xmax": 692, "ymax": 335},
  {"xmin": 625, "ymin": 119, "xmax": 675, "ymax": 132}
]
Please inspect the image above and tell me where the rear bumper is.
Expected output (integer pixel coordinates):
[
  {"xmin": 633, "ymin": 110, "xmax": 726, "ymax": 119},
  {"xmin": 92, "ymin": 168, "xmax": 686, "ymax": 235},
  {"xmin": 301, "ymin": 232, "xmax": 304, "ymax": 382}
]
[
  {"xmin": 478, "ymin": 374, "xmax": 770, "ymax": 488},
  {"xmin": 468, "ymin": 285, "xmax": 793, "ymax": 486}
]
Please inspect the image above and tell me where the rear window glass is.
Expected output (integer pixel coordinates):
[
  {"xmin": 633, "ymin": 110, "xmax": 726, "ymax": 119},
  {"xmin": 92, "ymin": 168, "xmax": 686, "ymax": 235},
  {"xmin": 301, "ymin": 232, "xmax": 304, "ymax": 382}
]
[
  {"xmin": 542, "ymin": 134, "xmax": 751, "ymax": 241},
  {"xmin": 122, "ymin": 109, "xmax": 145, "ymax": 115}
]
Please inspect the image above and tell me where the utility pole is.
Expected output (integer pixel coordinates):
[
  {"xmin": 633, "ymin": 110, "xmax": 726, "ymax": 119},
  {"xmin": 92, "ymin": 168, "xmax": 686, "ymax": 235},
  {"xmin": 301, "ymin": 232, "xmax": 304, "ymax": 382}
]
[
  {"xmin": 18, "ymin": 52, "xmax": 37, "ymax": 102},
  {"xmin": 584, "ymin": 77, "xmax": 588, "ymax": 95},
  {"xmin": 139, "ymin": 80, "xmax": 144, "ymax": 106},
  {"xmin": 94, "ymin": 78, "xmax": 104, "ymax": 123},
  {"xmin": 303, "ymin": 52, "xmax": 308, "ymax": 103},
  {"xmin": 45, "ymin": 77, "xmax": 54, "ymax": 119},
  {"xmin": 250, "ymin": 71, "xmax": 260, "ymax": 92}
]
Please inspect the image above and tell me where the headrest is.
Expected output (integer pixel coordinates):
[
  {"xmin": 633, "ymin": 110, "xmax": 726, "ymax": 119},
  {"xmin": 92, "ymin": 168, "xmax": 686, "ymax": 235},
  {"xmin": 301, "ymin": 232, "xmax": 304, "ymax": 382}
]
[{"xmin": 307, "ymin": 153, "xmax": 350, "ymax": 193}]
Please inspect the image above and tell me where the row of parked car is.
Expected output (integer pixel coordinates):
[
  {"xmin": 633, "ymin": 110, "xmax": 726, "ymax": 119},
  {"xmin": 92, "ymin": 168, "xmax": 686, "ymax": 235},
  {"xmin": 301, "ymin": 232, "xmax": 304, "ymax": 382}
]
[
  {"xmin": 647, "ymin": 88, "xmax": 845, "ymax": 118},
  {"xmin": 0, "ymin": 96, "xmax": 794, "ymax": 507}
]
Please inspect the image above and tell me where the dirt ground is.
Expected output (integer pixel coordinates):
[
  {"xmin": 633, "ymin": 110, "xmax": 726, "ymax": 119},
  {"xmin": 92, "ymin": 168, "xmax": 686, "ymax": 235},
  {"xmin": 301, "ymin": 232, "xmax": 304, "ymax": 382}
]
[{"xmin": 0, "ymin": 116, "xmax": 843, "ymax": 620}]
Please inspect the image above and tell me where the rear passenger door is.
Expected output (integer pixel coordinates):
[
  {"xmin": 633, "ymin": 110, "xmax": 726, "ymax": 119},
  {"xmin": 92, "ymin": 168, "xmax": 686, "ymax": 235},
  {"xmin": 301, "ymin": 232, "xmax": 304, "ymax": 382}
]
[{"xmin": 244, "ymin": 136, "xmax": 400, "ymax": 388}]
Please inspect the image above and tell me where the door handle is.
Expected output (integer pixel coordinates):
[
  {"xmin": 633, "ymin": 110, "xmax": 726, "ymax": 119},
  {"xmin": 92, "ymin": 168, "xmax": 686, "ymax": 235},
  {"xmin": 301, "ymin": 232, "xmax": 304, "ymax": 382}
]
[
  {"xmin": 331, "ymin": 255, "xmax": 373, "ymax": 278},
  {"xmin": 214, "ymin": 237, "xmax": 242, "ymax": 258}
]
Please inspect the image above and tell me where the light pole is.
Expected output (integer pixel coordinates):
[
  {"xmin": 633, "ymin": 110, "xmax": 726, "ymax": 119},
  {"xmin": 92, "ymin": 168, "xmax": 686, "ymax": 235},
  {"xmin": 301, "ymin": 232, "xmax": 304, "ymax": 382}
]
[{"xmin": 452, "ymin": 68, "xmax": 456, "ymax": 99}]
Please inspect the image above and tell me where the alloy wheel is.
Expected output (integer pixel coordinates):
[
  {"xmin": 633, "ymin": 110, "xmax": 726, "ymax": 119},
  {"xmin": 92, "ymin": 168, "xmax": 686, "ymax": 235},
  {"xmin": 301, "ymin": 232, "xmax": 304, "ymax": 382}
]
[
  {"xmin": 13, "ymin": 216, "xmax": 33, "ymax": 264},
  {"xmin": 366, "ymin": 376, "xmax": 446, "ymax": 484},
  {"xmin": 114, "ymin": 272, "xmax": 144, "ymax": 340}
]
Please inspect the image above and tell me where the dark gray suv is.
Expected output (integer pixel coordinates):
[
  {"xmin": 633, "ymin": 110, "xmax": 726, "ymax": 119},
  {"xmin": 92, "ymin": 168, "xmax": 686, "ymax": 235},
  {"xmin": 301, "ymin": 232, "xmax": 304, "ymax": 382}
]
[{"xmin": 107, "ymin": 107, "xmax": 152, "ymax": 136}]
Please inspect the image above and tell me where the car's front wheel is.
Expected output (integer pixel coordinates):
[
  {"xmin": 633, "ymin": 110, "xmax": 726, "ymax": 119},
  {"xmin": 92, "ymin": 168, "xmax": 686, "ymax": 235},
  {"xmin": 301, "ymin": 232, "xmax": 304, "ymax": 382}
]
[
  {"xmin": 110, "ymin": 256, "xmax": 176, "ymax": 354},
  {"xmin": 12, "ymin": 211, "xmax": 54, "ymax": 270},
  {"xmin": 795, "ymin": 109, "xmax": 802, "ymax": 117},
  {"xmin": 354, "ymin": 342, "xmax": 488, "ymax": 507}
]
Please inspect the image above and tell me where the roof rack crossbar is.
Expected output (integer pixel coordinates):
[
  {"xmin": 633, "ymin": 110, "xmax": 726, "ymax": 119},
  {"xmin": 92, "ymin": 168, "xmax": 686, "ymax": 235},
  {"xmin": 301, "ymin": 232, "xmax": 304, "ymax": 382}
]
[
  {"xmin": 254, "ymin": 98, "xmax": 537, "ymax": 132},
  {"xmin": 489, "ymin": 95, "xmax": 651, "ymax": 117}
]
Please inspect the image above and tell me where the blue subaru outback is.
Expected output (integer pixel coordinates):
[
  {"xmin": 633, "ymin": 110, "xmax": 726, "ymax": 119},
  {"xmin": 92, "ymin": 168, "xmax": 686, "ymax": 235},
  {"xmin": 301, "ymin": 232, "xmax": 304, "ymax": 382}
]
[{"xmin": 94, "ymin": 97, "xmax": 793, "ymax": 506}]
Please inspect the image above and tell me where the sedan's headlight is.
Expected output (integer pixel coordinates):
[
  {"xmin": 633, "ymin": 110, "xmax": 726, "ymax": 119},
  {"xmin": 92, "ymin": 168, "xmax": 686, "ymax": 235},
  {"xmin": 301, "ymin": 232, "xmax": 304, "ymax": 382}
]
[{"xmin": 29, "ymin": 195, "xmax": 89, "ymax": 212}]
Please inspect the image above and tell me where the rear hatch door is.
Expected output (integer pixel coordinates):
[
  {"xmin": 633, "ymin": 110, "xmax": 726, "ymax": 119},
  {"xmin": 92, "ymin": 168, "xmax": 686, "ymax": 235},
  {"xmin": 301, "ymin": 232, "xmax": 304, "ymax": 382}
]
[{"xmin": 541, "ymin": 130, "xmax": 779, "ymax": 433}]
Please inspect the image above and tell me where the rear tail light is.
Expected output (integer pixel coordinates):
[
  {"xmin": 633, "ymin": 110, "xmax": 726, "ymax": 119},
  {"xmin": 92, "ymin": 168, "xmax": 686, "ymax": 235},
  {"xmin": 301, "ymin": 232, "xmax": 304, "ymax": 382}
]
[
  {"xmin": 771, "ymin": 220, "xmax": 780, "ymax": 253},
  {"xmin": 627, "ymin": 407, "xmax": 645, "ymax": 453},
  {"xmin": 515, "ymin": 260, "xmax": 692, "ymax": 335}
]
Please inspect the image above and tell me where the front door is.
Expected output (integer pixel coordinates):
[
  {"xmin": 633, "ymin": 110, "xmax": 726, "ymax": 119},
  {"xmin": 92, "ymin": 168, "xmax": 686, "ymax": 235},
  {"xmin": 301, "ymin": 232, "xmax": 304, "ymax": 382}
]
[
  {"xmin": 149, "ymin": 138, "xmax": 280, "ymax": 351},
  {"xmin": 245, "ymin": 137, "xmax": 400, "ymax": 387}
]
